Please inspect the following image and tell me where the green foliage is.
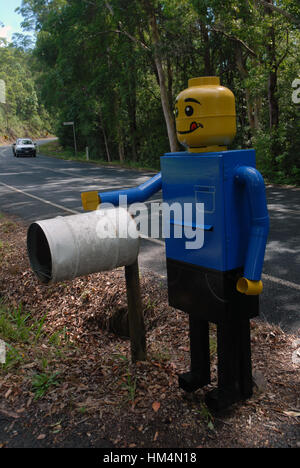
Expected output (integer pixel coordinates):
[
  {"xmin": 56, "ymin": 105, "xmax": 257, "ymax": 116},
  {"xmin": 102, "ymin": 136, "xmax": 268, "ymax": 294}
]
[
  {"xmin": 16, "ymin": 0, "xmax": 300, "ymax": 184},
  {"xmin": 113, "ymin": 354, "xmax": 137, "ymax": 404},
  {"xmin": 0, "ymin": 303, "xmax": 32, "ymax": 343},
  {"xmin": 0, "ymin": 39, "xmax": 54, "ymax": 139},
  {"xmin": 32, "ymin": 370, "xmax": 60, "ymax": 399},
  {"xmin": 0, "ymin": 302, "xmax": 47, "ymax": 371},
  {"xmin": 196, "ymin": 403, "xmax": 215, "ymax": 431},
  {"xmin": 2, "ymin": 344, "xmax": 24, "ymax": 371}
]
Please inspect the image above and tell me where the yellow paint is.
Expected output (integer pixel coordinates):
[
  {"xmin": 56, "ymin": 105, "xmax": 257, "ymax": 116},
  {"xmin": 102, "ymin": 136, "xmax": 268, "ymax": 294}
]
[
  {"xmin": 175, "ymin": 76, "xmax": 236, "ymax": 152},
  {"xmin": 81, "ymin": 191, "xmax": 100, "ymax": 211},
  {"xmin": 190, "ymin": 145, "xmax": 228, "ymax": 153},
  {"xmin": 236, "ymin": 277, "xmax": 263, "ymax": 295}
]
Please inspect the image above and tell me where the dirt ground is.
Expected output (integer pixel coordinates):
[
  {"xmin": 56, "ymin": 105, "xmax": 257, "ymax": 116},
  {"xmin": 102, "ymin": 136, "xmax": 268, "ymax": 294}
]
[{"xmin": 0, "ymin": 213, "xmax": 299, "ymax": 449}]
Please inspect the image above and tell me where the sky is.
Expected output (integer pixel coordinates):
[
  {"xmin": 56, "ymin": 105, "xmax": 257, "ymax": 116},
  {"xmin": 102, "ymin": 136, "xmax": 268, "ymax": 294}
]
[{"xmin": 0, "ymin": 0, "xmax": 27, "ymax": 42}]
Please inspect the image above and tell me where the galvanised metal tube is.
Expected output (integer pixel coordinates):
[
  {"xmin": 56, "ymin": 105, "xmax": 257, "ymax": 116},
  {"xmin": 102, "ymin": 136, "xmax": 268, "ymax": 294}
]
[
  {"xmin": 99, "ymin": 172, "xmax": 162, "ymax": 206},
  {"xmin": 27, "ymin": 207, "xmax": 140, "ymax": 284},
  {"xmin": 235, "ymin": 166, "xmax": 269, "ymax": 281}
]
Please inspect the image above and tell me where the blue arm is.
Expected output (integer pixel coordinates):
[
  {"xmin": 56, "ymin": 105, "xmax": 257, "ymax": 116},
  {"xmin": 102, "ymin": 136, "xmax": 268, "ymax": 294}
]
[
  {"xmin": 235, "ymin": 166, "xmax": 269, "ymax": 282},
  {"xmin": 99, "ymin": 172, "xmax": 162, "ymax": 206}
]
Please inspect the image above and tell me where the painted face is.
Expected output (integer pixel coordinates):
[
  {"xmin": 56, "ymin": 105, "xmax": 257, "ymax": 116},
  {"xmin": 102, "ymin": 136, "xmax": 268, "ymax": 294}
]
[
  {"xmin": 175, "ymin": 98, "xmax": 204, "ymax": 136},
  {"xmin": 174, "ymin": 77, "xmax": 237, "ymax": 151}
]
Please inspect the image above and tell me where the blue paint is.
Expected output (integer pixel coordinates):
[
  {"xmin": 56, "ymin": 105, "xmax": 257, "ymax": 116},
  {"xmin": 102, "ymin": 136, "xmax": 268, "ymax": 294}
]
[
  {"xmin": 99, "ymin": 172, "xmax": 162, "ymax": 205},
  {"xmin": 97, "ymin": 149, "xmax": 269, "ymax": 282},
  {"xmin": 234, "ymin": 165, "xmax": 269, "ymax": 280}
]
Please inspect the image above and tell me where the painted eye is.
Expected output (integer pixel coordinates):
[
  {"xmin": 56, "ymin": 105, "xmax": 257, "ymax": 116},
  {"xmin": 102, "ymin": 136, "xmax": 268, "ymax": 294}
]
[
  {"xmin": 175, "ymin": 107, "xmax": 179, "ymax": 117},
  {"xmin": 185, "ymin": 105, "xmax": 193, "ymax": 116}
]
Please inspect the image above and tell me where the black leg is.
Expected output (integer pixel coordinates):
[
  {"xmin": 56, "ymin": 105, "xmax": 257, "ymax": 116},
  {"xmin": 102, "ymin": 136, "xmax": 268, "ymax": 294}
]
[
  {"xmin": 205, "ymin": 319, "xmax": 253, "ymax": 411},
  {"xmin": 237, "ymin": 319, "xmax": 253, "ymax": 399},
  {"xmin": 178, "ymin": 314, "xmax": 211, "ymax": 392}
]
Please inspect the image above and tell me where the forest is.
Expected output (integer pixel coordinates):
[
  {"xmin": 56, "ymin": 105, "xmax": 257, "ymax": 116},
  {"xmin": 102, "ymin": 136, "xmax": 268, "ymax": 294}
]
[
  {"xmin": 0, "ymin": 33, "xmax": 53, "ymax": 141},
  {"xmin": 1, "ymin": 0, "xmax": 300, "ymax": 184}
]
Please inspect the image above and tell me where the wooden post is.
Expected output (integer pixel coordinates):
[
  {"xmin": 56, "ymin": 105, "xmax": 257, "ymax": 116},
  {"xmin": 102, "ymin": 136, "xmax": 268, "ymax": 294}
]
[{"xmin": 125, "ymin": 259, "xmax": 147, "ymax": 363}]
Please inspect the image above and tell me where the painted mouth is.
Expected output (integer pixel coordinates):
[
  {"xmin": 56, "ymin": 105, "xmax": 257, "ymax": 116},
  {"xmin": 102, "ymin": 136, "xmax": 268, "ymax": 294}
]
[{"xmin": 177, "ymin": 122, "xmax": 204, "ymax": 135}]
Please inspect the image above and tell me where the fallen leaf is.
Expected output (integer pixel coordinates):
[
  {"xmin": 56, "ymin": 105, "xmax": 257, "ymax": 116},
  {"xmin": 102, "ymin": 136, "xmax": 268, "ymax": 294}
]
[
  {"xmin": 26, "ymin": 397, "xmax": 33, "ymax": 408},
  {"xmin": 152, "ymin": 401, "xmax": 160, "ymax": 413},
  {"xmin": 283, "ymin": 411, "xmax": 300, "ymax": 417},
  {"xmin": 0, "ymin": 408, "xmax": 19, "ymax": 419},
  {"xmin": 4, "ymin": 389, "xmax": 12, "ymax": 399},
  {"xmin": 23, "ymin": 362, "xmax": 36, "ymax": 369},
  {"xmin": 16, "ymin": 407, "xmax": 25, "ymax": 414},
  {"xmin": 153, "ymin": 431, "xmax": 159, "ymax": 441}
]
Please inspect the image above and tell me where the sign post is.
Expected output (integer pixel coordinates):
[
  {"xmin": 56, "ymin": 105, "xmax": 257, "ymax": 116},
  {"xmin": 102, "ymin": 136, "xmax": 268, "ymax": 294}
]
[{"xmin": 63, "ymin": 121, "xmax": 77, "ymax": 156}]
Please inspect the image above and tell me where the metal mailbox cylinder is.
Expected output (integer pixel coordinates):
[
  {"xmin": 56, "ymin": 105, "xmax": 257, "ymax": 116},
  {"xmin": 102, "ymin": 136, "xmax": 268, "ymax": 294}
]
[{"xmin": 27, "ymin": 207, "xmax": 140, "ymax": 284}]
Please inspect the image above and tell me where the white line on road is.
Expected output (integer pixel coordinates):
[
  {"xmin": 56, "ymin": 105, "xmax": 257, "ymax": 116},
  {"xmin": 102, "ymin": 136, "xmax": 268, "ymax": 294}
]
[
  {"xmin": 0, "ymin": 172, "xmax": 35, "ymax": 176},
  {"xmin": 262, "ymin": 273, "xmax": 300, "ymax": 291},
  {"xmin": 0, "ymin": 180, "xmax": 299, "ymax": 293},
  {"xmin": 0, "ymin": 181, "xmax": 79, "ymax": 215}
]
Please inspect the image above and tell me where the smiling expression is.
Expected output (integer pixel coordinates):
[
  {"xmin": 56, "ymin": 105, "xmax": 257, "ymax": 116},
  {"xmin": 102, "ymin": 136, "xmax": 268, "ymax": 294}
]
[
  {"xmin": 174, "ymin": 77, "xmax": 237, "ymax": 151},
  {"xmin": 175, "ymin": 98, "xmax": 204, "ymax": 135}
]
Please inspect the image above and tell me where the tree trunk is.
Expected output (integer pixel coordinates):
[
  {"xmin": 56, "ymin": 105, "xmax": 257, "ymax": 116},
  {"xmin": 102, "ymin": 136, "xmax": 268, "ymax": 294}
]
[
  {"xmin": 268, "ymin": 67, "xmax": 279, "ymax": 129},
  {"xmin": 264, "ymin": 0, "xmax": 279, "ymax": 129},
  {"xmin": 126, "ymin": 72, "xmax": 138, "ymax": 162},
  {"xmin": 235, "ymin": 46, "xmax": 258, "ymax": 132},
  {"xmin": 200, "ymin": 21, "xmax": 213, "ymax": 75},
  {"xmin": 98, "ymin": 107, "xmax": 111, "ymax": 162},
  {"xmin": 148, "ymin": 13, "xmax": 179, "ymax": 152},
  {"xmin": 114, "ymin": 92, "xmax": 125, "ymax": 162}
]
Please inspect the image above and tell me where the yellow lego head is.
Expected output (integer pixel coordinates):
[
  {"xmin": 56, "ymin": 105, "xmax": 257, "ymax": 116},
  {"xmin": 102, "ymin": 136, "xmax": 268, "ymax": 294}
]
[{"xmin": 175, "ymin": 76, "xmax": 236, "ymax": 152}]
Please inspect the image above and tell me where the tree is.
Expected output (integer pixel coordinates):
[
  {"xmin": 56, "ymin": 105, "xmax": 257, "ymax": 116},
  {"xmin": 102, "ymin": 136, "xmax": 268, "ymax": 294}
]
[{"xmin": 16, "ymin": 0, "xmax": 300, "ymax": 183}]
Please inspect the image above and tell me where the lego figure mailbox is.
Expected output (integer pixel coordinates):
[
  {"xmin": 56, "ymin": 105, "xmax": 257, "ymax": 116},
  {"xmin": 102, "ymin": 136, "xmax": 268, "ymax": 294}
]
[{"xmin": 82, "ymin": 76, "xmax": 269, "ymax": 410}]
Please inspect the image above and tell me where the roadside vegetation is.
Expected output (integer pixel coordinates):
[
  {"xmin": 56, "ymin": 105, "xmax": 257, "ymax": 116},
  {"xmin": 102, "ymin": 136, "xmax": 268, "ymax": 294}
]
[
  {"xmin": 0, "ymin": 35, "xmax": 53, "ymax": 144},
  {"xmin": 0, "ymin": 301, "xmax": 65, "ymax": 400},
  {"xmin": 14, "ymin": 0, "xmax": 300, "ymax": 185},
  {"xmin": 40, "ymin": 140, "xmax": 160, "ymax": 172},
  {"xmin": 0, "ymin": 212, "xmax": 299, "ymax": 448}
]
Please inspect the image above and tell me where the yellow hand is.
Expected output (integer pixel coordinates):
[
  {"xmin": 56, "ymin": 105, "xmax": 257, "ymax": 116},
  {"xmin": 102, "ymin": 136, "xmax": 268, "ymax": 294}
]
[
  {"xmin": 236, "ymin": 277, "xmax": 263, "ymax": 295},
  {"xmin": 81, "ymin": 191, "xmax": 100, "ymax": 211}
]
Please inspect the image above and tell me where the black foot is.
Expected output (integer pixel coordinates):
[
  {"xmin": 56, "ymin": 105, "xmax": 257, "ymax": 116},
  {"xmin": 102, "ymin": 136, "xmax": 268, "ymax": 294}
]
[
  {"xmin": 205, "ymin": 387, "xmax": 252, "ymax": 412},
  {"xmin": 178, "ymin": 371, "xmax": 210, "ymax": 393}
]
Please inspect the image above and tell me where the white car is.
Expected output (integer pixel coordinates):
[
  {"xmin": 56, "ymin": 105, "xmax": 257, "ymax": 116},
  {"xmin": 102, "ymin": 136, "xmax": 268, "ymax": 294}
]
[{"xmin": 12, "ymin": 138, "xmax": 37, "ymax": 157}]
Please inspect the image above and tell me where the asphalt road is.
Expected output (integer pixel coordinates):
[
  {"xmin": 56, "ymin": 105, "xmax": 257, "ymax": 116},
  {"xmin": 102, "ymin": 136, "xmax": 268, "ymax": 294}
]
[{"xmin": 0, "ymin": 140, "xmax": 299, "ymax": 335}]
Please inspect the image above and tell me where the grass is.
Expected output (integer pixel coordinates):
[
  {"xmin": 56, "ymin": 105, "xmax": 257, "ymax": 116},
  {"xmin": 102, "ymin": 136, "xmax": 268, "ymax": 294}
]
[
  {"xmin": 0, "ymin": 302, "xmax": 46, "ymax": 371},
  {"xmin": 32, "ymin": 370, "xmax": 60, "ymax": 400},
  {"xmin": 39, "ymin": 140, "xmax": 159, "ymax": 172},
  {"xmin": 1, "ymin": 220, "xmax": 17, "ymax": 233},
  {"xmin": 0, "ymin": 303, "xmax": 32, "ymax": 344},
  {"xmin": 0, "ymin": 301, "xmax": 68, "ymax": 399},
  {"xmin": 195, "ymin": 404, "xmax": 215, "ymax": 431},
  {"xmin": 31, "ymin": 357, "xmax": 60, "ymax": 399},
  {"xmin": 112, "ymin": 353, "xmax": 137, "ymax": 405}
]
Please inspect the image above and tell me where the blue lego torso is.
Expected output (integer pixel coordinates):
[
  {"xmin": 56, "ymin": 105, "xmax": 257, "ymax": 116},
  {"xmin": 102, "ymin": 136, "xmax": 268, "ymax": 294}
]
[{"xmin": 160, "ymin": 149, "xmax": 256, "ymax": 272}]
